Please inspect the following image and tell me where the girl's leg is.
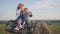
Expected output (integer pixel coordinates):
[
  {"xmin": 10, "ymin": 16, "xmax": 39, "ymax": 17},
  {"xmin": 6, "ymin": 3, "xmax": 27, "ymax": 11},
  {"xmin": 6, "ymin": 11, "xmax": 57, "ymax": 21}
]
[
  {"xmin": 15, "ymin": 19, "xmax": 23, "ymax": 30},
  {"xmin": 17, "ymin": 19, "xmax": 23, "ymax": 29}
]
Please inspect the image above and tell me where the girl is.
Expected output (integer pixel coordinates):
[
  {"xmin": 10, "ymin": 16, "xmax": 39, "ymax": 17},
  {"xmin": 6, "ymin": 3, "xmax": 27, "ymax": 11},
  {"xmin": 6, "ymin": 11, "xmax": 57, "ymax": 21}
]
[{"xmin": 15, "ymin": 3, "xmax": 24, "ymax": 30}]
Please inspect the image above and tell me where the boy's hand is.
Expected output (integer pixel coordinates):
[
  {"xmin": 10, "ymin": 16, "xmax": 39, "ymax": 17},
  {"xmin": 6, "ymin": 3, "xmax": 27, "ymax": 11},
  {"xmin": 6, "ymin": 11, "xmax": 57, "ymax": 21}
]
[
  {"xmin": 29, "ymin": 11, "xmax": 31, "ymax": 13},
  {"xmin": 29, "ymin": 11, "xmax": 32, "ymax": 14}
]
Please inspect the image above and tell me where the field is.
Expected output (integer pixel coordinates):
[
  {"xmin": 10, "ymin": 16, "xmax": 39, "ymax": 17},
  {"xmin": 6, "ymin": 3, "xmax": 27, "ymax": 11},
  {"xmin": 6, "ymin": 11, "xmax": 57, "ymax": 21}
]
[
  {"xmin": 49, "ymin": 23, "xmax": 60, "ymax": 34},
  {"xmin": 0, "ymin": 23, "xmax": 60, "ymax": 34},
  {"xmin": 0, "ymin": 24, "xmax": 5, "ymax": 34}
]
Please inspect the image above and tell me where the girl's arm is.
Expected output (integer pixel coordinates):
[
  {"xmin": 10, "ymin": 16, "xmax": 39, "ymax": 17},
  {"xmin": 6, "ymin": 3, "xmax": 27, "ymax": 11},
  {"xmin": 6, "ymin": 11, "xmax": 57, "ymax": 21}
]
[
  {"xmin": 16, "ymin": 8, "xmax": 24, "ymax": 16},
  {"xmin": 16, "ymin": 9, "xmax": 20, "ymax": 16}
]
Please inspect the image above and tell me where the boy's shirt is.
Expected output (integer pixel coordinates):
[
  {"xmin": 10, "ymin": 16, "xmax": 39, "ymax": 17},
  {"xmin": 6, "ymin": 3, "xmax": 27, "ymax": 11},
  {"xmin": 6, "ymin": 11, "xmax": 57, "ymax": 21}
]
[{"xmin": 23, "ymin": 12, "xmax": 32, "ymax": 21}]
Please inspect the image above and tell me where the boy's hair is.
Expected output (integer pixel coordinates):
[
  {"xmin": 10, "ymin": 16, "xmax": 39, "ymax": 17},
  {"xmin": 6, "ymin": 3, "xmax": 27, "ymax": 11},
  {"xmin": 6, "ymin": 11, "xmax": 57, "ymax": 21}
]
[{"xmin": 24, "ymin": 8, "xmax": 28, "ymax": 11}]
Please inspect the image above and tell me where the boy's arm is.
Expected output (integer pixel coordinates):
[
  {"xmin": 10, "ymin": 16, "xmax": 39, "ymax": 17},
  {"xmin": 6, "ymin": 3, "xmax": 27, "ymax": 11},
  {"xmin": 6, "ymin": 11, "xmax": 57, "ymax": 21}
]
[{"xmin": 28, "ymin": 12, "xmax": 33, "ymax": 17}]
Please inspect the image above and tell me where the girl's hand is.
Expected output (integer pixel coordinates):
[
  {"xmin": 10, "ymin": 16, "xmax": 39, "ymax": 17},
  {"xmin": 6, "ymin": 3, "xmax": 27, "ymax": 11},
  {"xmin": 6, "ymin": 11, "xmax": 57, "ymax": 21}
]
[{"xmin": 20, "ymin": 7, "xmax": 24, "ymax": 11}]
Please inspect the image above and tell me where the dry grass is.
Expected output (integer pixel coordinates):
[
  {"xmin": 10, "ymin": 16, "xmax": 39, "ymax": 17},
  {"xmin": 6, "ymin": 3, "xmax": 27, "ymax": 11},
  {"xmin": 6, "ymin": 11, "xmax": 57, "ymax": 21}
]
[
  {"xmin": 33, "ymin": 22, "xmax": 51, "ymax": 34},
  {"xmin": 0, "ymin": 22, "xmax": 60, "ymax": 34}
]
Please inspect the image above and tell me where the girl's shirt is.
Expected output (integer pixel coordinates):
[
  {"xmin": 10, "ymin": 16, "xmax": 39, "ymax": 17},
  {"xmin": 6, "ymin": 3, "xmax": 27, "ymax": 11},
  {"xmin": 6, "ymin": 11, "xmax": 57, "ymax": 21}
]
[{"xmin": 16, "ymin": 9, "xmax": 24, "ymax": 19}]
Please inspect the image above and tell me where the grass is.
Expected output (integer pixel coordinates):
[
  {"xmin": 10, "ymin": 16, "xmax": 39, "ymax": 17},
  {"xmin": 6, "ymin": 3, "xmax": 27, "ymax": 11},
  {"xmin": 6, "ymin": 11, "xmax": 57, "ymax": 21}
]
[
  {"xmin": 0, "ymin": 24, "xmax": 5, "ymax": 34},
  {"xmin": 0, "ymin": 23, "xmax": 60, "ymax": 34},
  {"xmin": 49, "ymin": 23, "xmax": 60, "ymax": 34}
]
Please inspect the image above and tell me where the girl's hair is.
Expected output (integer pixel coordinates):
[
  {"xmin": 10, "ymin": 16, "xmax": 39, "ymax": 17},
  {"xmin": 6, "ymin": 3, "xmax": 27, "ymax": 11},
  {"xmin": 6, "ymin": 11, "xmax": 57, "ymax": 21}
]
[{"xmin": 17, "ymin": 3, "xmax": 24, "ymax": 10}]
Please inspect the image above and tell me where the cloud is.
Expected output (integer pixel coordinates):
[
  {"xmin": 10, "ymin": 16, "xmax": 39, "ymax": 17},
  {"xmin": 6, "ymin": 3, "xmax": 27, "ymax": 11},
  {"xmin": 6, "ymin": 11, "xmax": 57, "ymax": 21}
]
[
  {"xmin": 29, "ymin": 0, "xmax": 60, "ymax": 10},
  {"xmin": 29, "ymin": 0, "xmax": 60, "ymax": 20},
  {"xmin": 0, "ymin": 0, "xmax": 60, "ymax": 20}
]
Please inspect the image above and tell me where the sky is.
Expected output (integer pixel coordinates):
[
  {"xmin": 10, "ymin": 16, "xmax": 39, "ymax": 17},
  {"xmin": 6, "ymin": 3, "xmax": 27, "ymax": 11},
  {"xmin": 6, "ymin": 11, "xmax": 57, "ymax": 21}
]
[{"xmin": 0, "ymin": 0, "xmax": 60, "ymax": 20}]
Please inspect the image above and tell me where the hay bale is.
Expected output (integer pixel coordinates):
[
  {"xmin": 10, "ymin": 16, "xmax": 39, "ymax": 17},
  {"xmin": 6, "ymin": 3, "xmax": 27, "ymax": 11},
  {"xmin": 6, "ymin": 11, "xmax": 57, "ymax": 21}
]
[{"xmin": 33, "ymin": 22, "xmax": 52, "ymax": 34}]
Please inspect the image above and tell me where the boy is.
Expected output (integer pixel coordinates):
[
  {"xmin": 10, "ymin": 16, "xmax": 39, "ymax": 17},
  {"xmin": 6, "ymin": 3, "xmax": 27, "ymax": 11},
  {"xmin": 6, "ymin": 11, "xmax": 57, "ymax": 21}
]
[{"xmin": 23, "ymin": 8, "xmax": 32, "ymax": 26}]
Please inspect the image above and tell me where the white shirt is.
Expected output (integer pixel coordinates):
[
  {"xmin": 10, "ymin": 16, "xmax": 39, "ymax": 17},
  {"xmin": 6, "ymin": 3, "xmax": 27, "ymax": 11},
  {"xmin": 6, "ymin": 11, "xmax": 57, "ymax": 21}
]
[{"xmin": 15, "ymin": 9, "xmax": 21, "ymax": 19}]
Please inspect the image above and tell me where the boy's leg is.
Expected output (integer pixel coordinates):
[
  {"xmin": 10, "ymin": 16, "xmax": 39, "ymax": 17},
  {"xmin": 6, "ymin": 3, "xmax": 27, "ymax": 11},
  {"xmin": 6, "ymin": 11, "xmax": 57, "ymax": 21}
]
[
  {"xmin": 25, "ymin": 20, "xmax": 31, "ymax": 27},
  {"xmin": 25, "ymin": 20, "xmax": 32, "ymax": 33}
]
